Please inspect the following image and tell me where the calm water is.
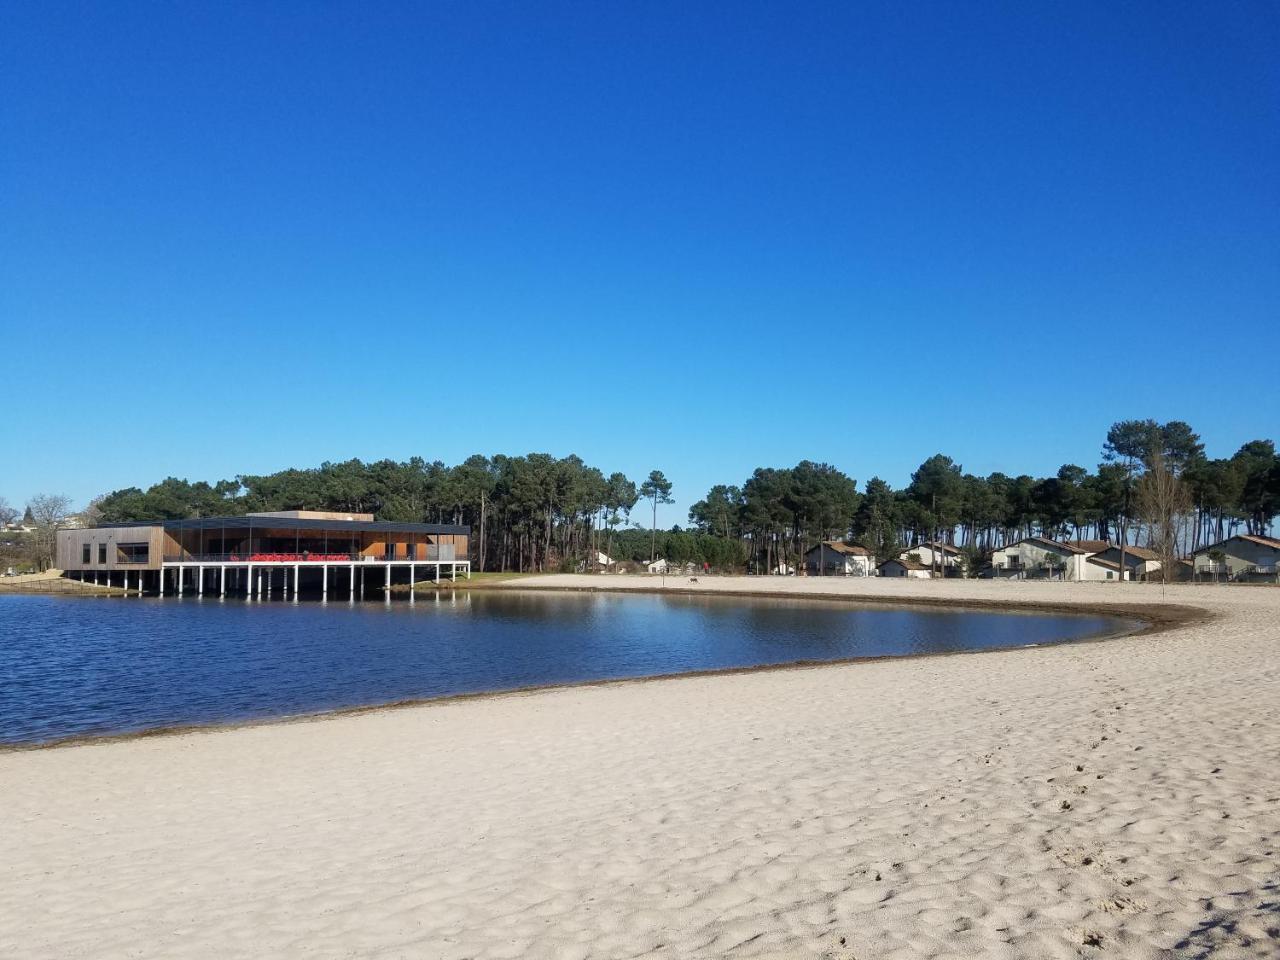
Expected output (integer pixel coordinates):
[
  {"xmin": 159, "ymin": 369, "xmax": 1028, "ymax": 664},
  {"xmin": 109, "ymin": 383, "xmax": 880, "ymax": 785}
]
[{"xmin": 0, "ymin": 591, "xmax": 1133, "ymax": 745}]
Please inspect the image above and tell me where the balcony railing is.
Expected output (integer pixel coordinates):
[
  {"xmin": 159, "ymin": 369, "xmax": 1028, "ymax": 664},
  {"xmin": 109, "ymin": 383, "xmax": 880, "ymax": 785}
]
[
  {"xmin": 164, "ymin": 553, "xmax": 360, "ymax": 563},
  {"xmin": 161, "ymin": 552, "xmax": 460, "ymax": 563}
]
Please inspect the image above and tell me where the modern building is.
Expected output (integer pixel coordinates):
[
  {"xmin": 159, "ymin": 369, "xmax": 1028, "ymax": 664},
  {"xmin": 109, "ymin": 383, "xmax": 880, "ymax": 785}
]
[
  {"xmin": 804, "ymin": 541, "xmax": 874, "ymax": 576},
  {"xmin": 56, "ymin": 511, "xmax": 470, "ymax": 599}
]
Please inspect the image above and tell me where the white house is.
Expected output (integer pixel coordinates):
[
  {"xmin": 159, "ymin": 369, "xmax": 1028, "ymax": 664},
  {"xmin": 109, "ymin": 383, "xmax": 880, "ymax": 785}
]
[
  {"xmin": 991, "ymin": 536, "xmax": 1095, "ymax": 581},
  {"xmin": 902, "ymin": 541, "xmax": 964, "ymax": 573},
  {"xmin": 646, "ymin": 557, "xmax": 669, "ymax": 574},
  {"xmin": 805, "ymin": 541, "xmax": 874, "ymax": 576},
  {"xmin": 877, "ymin": 557, "xmax": 931, "ymax": 578},
  {"xmin": 1086, "ymin": 545, "xmax": 1161, "ymax": 581},
  {"xmin": 1190, "ymin": 534, "xmax": 1280, "ymax": 581}
]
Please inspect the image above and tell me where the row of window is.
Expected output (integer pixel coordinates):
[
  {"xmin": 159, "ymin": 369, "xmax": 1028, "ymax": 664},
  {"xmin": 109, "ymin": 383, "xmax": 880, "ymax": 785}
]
[{"xmin": 79, "ymin": 542, "xmax": 149, "ymax": 564}]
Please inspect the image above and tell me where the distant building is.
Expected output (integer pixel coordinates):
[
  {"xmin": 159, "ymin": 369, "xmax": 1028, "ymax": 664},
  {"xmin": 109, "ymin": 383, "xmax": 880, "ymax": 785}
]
[
  {"xmin": 1088, "ymin": 545, "xmax": 1162, "ymax": 581},
  {"xmin": 805, "ymin": 541, "xmax": 873, "ymax": 577},
  {"xmin": 877, "ymin": 557, "xmax": 931, "ymax": 578},
  {"xmin": 1190, "ymin": 534, "xmax": 1280, "ymax": 582},
  {"xmin": 56, "ymin": 511, "xmax": 471, "ymax": 597},
  {"xmin": 901, "ymin": 541, "xmax": 964, "ymax": 573},
  {"xmin": 646, "ymin": 557, "xmax": 669, "ymax": 574},
  {"xmin": 991, "ymin": 536, "xmax": 1096, "ymax": 580}
]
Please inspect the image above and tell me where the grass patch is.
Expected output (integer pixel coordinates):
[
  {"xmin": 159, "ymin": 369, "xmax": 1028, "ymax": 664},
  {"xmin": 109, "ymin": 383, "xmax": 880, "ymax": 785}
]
[{"xmin": 406, "ymin": 571, "xmax": 535, "ymax": 592}]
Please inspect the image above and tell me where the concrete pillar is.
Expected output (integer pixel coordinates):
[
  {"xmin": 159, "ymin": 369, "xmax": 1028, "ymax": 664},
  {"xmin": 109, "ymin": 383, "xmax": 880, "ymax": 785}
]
[
  {"xmin": 384, "ymin": 567, "xmax": 391, "ymax": 604},
  {"xmin": 220, "ymin": 565, "xmax": 226, "ymax": 598},
  {"xmin": 178, "ymin": 566, "xmax": 184, "ymax": 596},
  {"xmin": 409, "ymin": 563, "xmax": 415, "ymax": 603},
  {"xmin": 294, "ymin": 564, "xmax": 300, "ymax": 602},
  {"xmin": 322, "ymin": 564, "xmax": 328, "ymax": 600},
  {"xmin": 349, "ymin": 564, "xmax": 355, "ymax": 602},
  {"xmin": 198, "ymin": 565, "xmax": 204, "ymax": 597}
]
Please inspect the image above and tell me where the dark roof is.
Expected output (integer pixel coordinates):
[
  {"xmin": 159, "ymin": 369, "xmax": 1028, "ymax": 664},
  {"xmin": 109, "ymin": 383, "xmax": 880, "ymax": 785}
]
[
  {"xmin": 1068, "ymin": 539, "xmax": 1112, "ymax": 554},
  {"xmin": 879, "ymin": 557, "xmax": 928, "ymax": 571},
  {"xmin": 93, "ymin": 515, "xmax": 469, "ymax": 535},
  {"xmin": 1101, "ymin": 544, "xmax": 1161, "ymax": 562},
  {"xmin": 997, "ymin": 536, "xmax": 1089, "ymax": 555},
  {"xmin": 1192, "ymin": 533, "xmax": 1280, "ymax": 555},
  {"xmin": 807, "ymin": 540, "xmax": 871, "ymax": 556}
]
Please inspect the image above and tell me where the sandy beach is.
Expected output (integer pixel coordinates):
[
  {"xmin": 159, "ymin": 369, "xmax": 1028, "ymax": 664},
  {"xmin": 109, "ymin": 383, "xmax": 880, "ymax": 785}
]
[{"xmin": 2, "ymin": 577, "xmax": 1278, "ymax": 959}]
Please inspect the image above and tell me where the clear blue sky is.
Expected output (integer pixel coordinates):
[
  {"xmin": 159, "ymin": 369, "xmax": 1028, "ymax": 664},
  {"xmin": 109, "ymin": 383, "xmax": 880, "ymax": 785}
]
[{"xmin": 2, "ymin": 2, "xmax": 1277, "ymax": 526}]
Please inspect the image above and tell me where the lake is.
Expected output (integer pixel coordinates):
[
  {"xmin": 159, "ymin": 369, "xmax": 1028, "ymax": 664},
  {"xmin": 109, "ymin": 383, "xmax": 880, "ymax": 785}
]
[{"xmin": 0, "ymin": 591, "xmax": 1135, "ymax": 745}]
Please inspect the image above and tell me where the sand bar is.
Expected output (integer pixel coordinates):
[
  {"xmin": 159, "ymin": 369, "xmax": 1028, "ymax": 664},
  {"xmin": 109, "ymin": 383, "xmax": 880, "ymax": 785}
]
[{"xmin": 2, "ymin": 577, "xmax": 1278, "ymax": 959}]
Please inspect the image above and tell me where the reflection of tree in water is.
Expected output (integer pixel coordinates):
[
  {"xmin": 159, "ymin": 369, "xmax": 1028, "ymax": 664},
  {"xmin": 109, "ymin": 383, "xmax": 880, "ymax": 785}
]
[{"xmin": 1171, "ymin": 880, "xmax": 1279, "ymax": 959}]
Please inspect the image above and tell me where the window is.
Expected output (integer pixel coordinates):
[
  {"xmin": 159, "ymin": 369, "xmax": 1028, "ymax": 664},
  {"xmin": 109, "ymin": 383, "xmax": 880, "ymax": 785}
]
[
  {"xmin": 117, "ymin": 543, "xmax": 149, "ymax": 564},
  {"xmin": 98, "ymin": 543, "xmax": 107, "ymax": 564},
  {"xmin": 82, "ymin": 544, "xmax": 91, "ymax": 564}
]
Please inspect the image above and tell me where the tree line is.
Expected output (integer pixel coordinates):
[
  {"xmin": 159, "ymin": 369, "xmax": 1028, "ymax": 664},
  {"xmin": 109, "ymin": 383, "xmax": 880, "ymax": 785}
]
[
  {"xmin": 10, "ymin": 419, "xmax": 1279, "ymax": 574},
  {"xmin": 686, "ymin": 421, "xmax": 1278, "ymax": 573},
  {"xmin": 84, "ymin": 456, "xmax": 669, "ymax": 574}
]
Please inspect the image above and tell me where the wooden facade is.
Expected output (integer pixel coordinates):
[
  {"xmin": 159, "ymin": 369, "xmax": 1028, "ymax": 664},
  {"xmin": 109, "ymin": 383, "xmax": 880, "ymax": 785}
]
[
  {"xmin": 57, "ymin": 515, "xmax": 470, "ymax": 574},
  {"xmin": 57, "ymin": 525, "xmax": 168, "ymax": 572}
]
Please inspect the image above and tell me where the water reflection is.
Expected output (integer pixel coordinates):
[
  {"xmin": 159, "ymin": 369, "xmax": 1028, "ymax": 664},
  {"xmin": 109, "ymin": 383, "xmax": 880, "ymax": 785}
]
[{"xmin": 0, "ymin": 591, "xmax": 1132, "ymax": 745}]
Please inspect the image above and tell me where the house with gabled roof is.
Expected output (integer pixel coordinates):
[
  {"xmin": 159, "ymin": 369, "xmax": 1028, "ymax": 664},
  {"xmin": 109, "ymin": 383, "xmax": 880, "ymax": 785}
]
[
  {"xmin": 990, "ymin": 536, "xmax": 1097, "ymax": 581},
  {"xmin": 1190, "ymin": 534, "xmax": 1280, "ymax": 581},
  {"xmin": 902, "ymin": 541, "xmax": 964, "ymax": 573},
  {"xmin": 877, "ymin": 556, "xmax": 931, "ymax": 578},
  {"xmin": 1088, "ymin": 544, "xmax": 1162, "ymax": 581},
  {"xmin": 805, "ymin": 541, "xmax": 873, "ymax": 576}
]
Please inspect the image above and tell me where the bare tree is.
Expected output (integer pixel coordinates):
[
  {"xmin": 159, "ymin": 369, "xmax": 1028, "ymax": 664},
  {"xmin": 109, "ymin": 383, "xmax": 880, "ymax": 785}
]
[
  {"xmin": 80, "ymin": 494, "xmax": 105, "ymax": 530},
  {"xmin": 27, "ymin": 493, "xmax": 73, "ymax": 571},
  {"xmin": 1135, "ymin": 452, "xmax": 1192, "ymax": 584},
  {"xmin": 0, "ymin": 496, "xmax": 17, "ymax": 528}
]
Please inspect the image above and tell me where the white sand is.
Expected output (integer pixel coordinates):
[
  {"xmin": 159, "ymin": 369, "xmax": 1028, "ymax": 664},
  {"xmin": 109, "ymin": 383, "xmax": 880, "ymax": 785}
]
[{"xmin": 2, "ymin": 577, "xmax": 1278, "ymax": 959}]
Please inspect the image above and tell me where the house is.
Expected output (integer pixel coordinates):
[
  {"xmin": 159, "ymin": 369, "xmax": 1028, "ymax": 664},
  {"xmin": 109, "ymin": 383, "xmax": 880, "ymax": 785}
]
[
  {"xmin": 990, "ymin": 536, "xmax": 1096, "ymax": 581},
  {"xmin": 901, "ymin": 541, "xmax": 964, "ymax": 574},
  {"xmin": 1088, "ymin": 545, "xmax": 1162, "ymax": 581},
  {"xmin": 804, "ymin": 541, "xmax": 874, "ymax": 577},
  {"xmin": 877, "ymin": 557, "xmax": 931, "ymax": 578},
  {"xmin": 646, "ymin": 557, "xmax": 669, "ymax": 574},
  {"xmin": 1190, "ymin": 534, "xmax": 1280, "ymax": 582}
]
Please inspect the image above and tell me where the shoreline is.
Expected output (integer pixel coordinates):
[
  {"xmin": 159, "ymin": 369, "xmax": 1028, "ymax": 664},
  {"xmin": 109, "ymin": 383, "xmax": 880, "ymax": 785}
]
[
  {"xmin": 4, "ymin": 577, "xmax": 1276, "ymax": 959},
  {"xmin": 0, "ymin": 580, "xmax": 1190, "ymax": 754}
]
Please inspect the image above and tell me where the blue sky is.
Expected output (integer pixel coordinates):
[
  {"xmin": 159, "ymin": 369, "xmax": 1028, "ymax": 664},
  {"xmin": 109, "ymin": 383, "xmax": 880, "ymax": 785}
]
[{"xmin": 2, "ymin": 2, "xmax": 1277, "ymax": 526}]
